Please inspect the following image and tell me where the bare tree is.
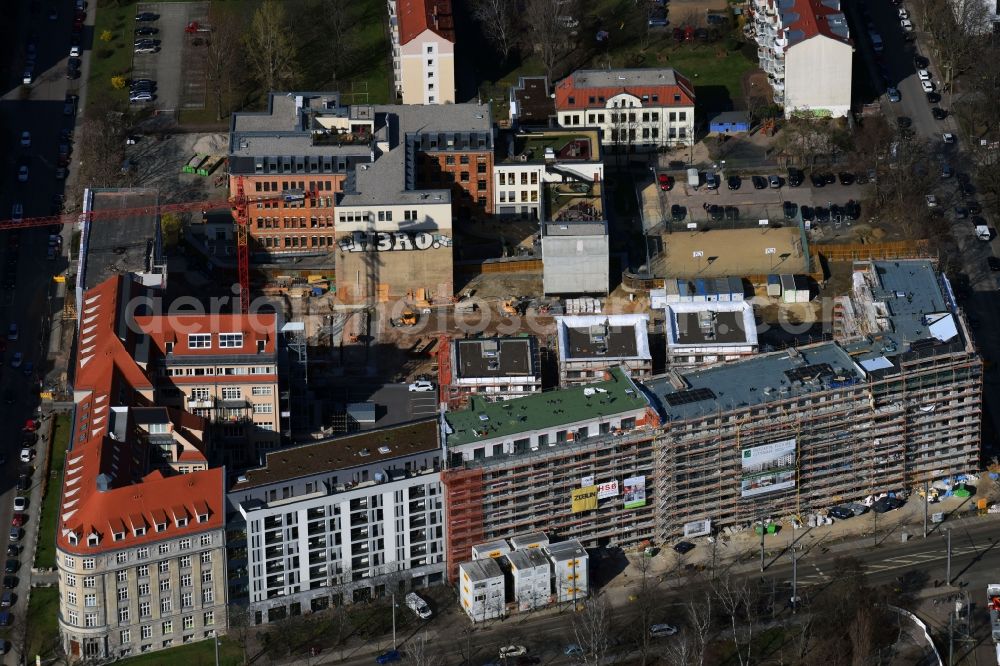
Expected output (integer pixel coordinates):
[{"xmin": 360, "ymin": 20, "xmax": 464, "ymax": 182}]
[
  {"xmin": 849, "ymin": 604, "xmax": 875, "ymax": 666},
  {"xmin": 244, "ymin": 0, "xmax": 297, "ymax": 92},
  {"xmin": 523, "ymin": 0, "xmax": 568, "ymax": 81},
  {"xmin": 683, "ymin": 591, "xmax": 713, "ymax": 666},
  {"xmin": 713, "ymin": 575, "xmax": 757, "ymax": 666},
  {"xmin": 206, "ymin": 7, "xmax": 245, "ymax": 121},
  {"xmin": 570, "ymin": 594, "xmax": 612, "ymax": 666},
  {"xmin": 472, "ymin": 0, "xmax": 516, "ymax": 62},
  {"xmin": 318, "ymin": 0, "xmax": 352, "ymax": 83},
  {"xmin": 626, "ymin": 555, "xmax": 659, "ymax": 666},
  {"xmin": 228, "ymin": 603, "xmax": 256, "ymax": 665},
  {"xmin": 404, "ymin": 634, "xmax": 445, "ymax": 666}
]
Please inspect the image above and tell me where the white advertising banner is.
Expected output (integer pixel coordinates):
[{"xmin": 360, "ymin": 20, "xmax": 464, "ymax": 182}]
[
  {"xmin": 597, "ymin": 480, "xmax": 619, "ymax": 500},
  {"xmin": 740, "ymin": 438, "xmax": 797, "ymax": 498}
]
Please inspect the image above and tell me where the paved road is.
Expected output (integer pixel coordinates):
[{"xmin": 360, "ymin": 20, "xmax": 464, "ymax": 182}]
[{"xmin": 0, "ymin": 0, "xmax": 87, "ymax": 659}]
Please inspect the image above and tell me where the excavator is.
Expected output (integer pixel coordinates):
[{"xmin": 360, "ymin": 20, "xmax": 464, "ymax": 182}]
[{"xmin": 390, "ymin": 310, "xmax": 418, "ymax": 327}]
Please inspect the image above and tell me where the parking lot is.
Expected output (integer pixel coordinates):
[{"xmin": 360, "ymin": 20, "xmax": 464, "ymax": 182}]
[{"xmin": 131, "ymin": 2, "xmax": 209, "ymax": 113}]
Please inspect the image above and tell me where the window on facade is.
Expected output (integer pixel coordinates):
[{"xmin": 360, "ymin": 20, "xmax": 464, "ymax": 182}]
[
  {"xmin": 179, "ymin": 538, "xmax": 191, "ymax": 551},
  {"xmin": 221, "ymin": 387, "xmax": 241, "ymax": 400},
  {"xmin": 204, "ymin": 611, "xmax": 215, "ymax": 626},
  {"xmin": 67, "ymin": 591, "xmax": 77, "ymax": 605},
  {"xmin": 121, "ymin": 629, "xmax": 131, "ymax": 644},
  {"xmin": 159, "ymin": 579, "xmax": 170, "ymax": 592},
  {"xmin": 188, "ymin": 334, "xmax": 211, "ymax": 349},
  {"xmin": 181, "ymin": 556, "xmax": 192, "ymax": 568},
  {"xmin": 190, "ymin": 387, "xmax": 209, "ymax": 401},
  {"xmin": 117, "ymin": 570, "xmax": 127, "ymax": 583},
  {"xmin": 183, "ymin": 615, "xmax": 194, "ymax": 630},
  {"xmin": 201, "ymin": 570, "xmax": 213, "ymax": 584},
  {"xmin": 136, "ymin": 547, "xmax": 148, "ymax": 560},
  {"xmin": 158, "ymin": 561, "xmax": 169, "ymax": 574},
  {"xmin": 182, "ymin": 593, "xmax": 193, "ymax": 608},
  {"xmin": 118, "ymin": 588, "xmax": 129, "ymax": 602},
  {"xmin": 141, "ymin": 625, "xmax": 152, "ymax": 639},
  {"xmin": 66, "ymin": 574, "xmax": 76, "ymax": 587},
  {"xmin": 181, "ymin": 574, "xmax": 192, "ymax": 588},
  {"xmin": 161, "ymin": 598, "xmax": 172, "ymax": 614},
  {"xmin": 85, "ymin": 613, "xmax": 98, "ymax": 628},
  {"xmin": 162, "ymin": 620, "xmax": 173, "ymax": 634},
  {"xmin": 119, "ymin": 607, "xmax": 130, "ymax": 623},
  {"xmin": 137, "ymin": 565, "xmax": 149, "ymax": 578},
  {"xmin": 68, "ymin": 611, "xmax": 79, "ymax": 626},
  {"xmin": 84, "ymin": 593, "xmax": 96, "ymax": 607},
  {"xmin": 202, "ymin": 588, "xmax": 214, "ymax": 604},
  {"xmin": 200, "ymin": 552, "xmax": 212, "ymax": 564},
  {"xmin": 200, "ymin": 534, "xmax": 212, "ymax": 547},
  {"xmin": 138, "ymin": 583, "xmax": 150, "ymax": 596},
  {"xmin": 83, "ymin": 576, "xmax": 96, "ymax": 588}
]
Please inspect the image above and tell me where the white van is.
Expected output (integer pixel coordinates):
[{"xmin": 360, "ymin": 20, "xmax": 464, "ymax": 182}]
[{"xmin": 405, "ymin": 592, "xmax": 432, "ymax": 620}]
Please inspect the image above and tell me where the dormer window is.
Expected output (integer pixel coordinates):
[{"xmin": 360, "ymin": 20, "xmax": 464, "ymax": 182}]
[
  {"xmin": 165, "ymin": 342, "xmax": 174, "ymax": 354},
  {"xmin": 87, "ymin": 533, "xmax": 100, "ymax": 546},
  {"xmin": 257, "ymin": 339, "xmax": 265, "ymax": 354},
  {"xmin": 68, "ymin": 532, "xmax": 79, "ymax": 546},
  {"xmin": 155, "ymin": 522, "xmax": 166, "ymax": 533},
  {"xmin": 113, "ymin": 531, "xmax": 125, "ymax": 542},
  {"xmin": 188, "ymin": 334, "xmax": 211, "ymax": 349},
  {"xmin": 219, "ymin": 333, "xmax": 243, "ymax": 348},
  {"xmin": 133, "ymin": 526, "xmax": 146, "ymax": 537},
  {"xmin": 175, "ymin": 517, "xmax": 188, "ymax": 528},
  {"xmin": 197, "ymin": 513, "xmax": 208, "ymax": 524}
]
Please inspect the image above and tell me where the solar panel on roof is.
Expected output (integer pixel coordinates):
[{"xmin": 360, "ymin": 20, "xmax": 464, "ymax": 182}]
[
  {"xmin": 664, "ymin": 388, "xmax": 716, "ymax": 406},
  {"xmin": 784, "ymin": 363, "xmax": 834, "ymax": 383}
]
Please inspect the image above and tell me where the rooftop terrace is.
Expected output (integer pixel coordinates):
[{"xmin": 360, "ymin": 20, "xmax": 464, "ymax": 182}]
[
  {"xmin": 501, "ymin": 130, "xmax": 601, "ymax": 164},
  {"xmin": 444, "ymin": 367, "xmax": 648, "ymax": 446},
  {"xmin": 544, "ymin": 181, "xmax": 604, "ymax": 222}
]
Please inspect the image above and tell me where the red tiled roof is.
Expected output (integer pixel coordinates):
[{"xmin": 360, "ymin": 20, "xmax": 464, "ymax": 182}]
[
  {"xmin": 554, "ymin": 72, "xmax": 695, "ymax": 110},
  {"xmin": 57, "ymin": 276, "xmax": 226, "ymax": 555},
  {"xmin": 781, "ymin": 0, "xmax": 852, "ymax": 47},
  {"xmin": 397, "ymin": 0, "xmax": 454, "ymax": 45},
  {"xmin": 134, "ymin": 313, "xmax": 277, "ymax": 357}
]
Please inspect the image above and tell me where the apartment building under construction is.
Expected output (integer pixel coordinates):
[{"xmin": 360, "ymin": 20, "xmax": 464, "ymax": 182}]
[
  {"xmin": 440, "ymin": 367, "xmax": 660, "ymax": 580},
  {"xmin": 648, "ymin": 260, "xmax": 981, "ymax": 539}
]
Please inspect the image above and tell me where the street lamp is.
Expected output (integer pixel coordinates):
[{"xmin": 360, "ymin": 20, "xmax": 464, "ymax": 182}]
[{"xmin": 212, "ymin": 630, "xmax": 220, "ymax": 666}]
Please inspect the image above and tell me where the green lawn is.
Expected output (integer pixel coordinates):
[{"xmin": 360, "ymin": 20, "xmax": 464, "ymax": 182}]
[
  {"xmin": 119, "ymin": 635, "xmax": 242, "ymax": 666},
  {"xmin": 34, "ymin": 413, "xmax": 72, "ymax": 570},
  {"xmin": 25, "ymin": 587, "xmax": 61, "ymax": 659},
  {"xmin": 89, "ymin": 0, "xmax": 142, "ymax": 112}
]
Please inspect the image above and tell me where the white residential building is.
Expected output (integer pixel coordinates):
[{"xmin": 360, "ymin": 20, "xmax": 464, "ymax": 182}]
[
  {"xmin": 749, "ymin": 0, "xmax": 853, "ymax": 117},
  {"xmin": 551, "ymin": 69, "xmax": 696, "ymax": 149},
  {"xmin": 388, "ymin": 0, "xmax": 456, "ymax": 104},
  {"xmin": 663, "ymin": 300, "xmax": 759, "ymax": 367},
  {"xmin": 556, "ymin": 314, "xmax": 652, "ymax": 385},
  {"xmin": 226, "ymin": 421, "xmax": 445, "ymax": 622}
]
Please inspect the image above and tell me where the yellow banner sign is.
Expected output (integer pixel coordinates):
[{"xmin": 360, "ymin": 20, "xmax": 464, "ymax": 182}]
[{"xmin": 571, "ymin": 486, "xmax": 598, "ymax": 513}]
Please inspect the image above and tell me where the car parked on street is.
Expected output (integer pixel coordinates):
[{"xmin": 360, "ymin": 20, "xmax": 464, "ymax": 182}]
[{"xmin": 408, "ymin": 380, "xmax": 433, "ymax": 392}]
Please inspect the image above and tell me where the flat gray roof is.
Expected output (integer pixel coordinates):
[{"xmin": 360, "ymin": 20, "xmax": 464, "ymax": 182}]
[
  {"xmin": 543, "ymin": 221, "xmax": 607, "ymax": 236},
  {"xmin": 506, "ymin": 548, "xmax": 550, "ymax": 569},
  {"xmin": 572, "ymin": 68, "xmax": 683, "ymax": 88},
  {"xmin": 455, "ymin": 338, "xmax": 536, "ymax": 379},
  {"xmin": 461, "ymin": 558, "xmax": 504, "ymax": 581},
  {"xmin": 646, "ymin": 342, "xmax": 866, "ymax": 422},
  {"xmin": 83, "ymin": 189, "xmax": 160, "ymax": 290}
]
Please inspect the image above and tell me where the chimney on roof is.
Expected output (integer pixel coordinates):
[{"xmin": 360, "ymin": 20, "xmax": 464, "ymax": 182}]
[{"xmin": 96, "ymin": 473, "xmax": 112, "ymax": 492}]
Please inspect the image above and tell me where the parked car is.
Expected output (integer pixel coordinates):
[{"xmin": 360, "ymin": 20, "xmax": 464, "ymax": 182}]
[
  {"xmin": 376, "ymin": 651, "xmax": 402, "ymax": 665},
  {"xmin": 837, "ymin": 172, "xmax": 855, "ymax": 185},
  {"xmin": 926, "ymin": 91, "xmax": 941, "ymax": 103},
  {"xmin": 18, "ymin": 448, "xmax": 32, "ymax": 463},
  {"xmin": 768, "ymin": 174, "xmax": 781, "ymax": 188},
  {"xmin": 727, "ymin": 175, "xmax": 741, "ymax": 190},
  {"xmin": 649, "ymin": 624, "xmax": 678, "ymax": 638},
  {"xmin": 408, "ymin": 380, "xmax": 433, "ymax": 392},
  {"xmin": 135, "ymin": 11, "xmax": 159, "ymax": 21},
  {"xmin": 783, "ymin": 201, "xmax": 799, "ymax": 219},
  {"xmin": 3, "ymin": 561, "xmax": 17, "ymax": 575},
  {"xmin": 943, "ymin": 132, "xmax": 956, "ymax": 144},
  {"xmin": 671, "ymin": 204, "xmax": 686, "ymax": 221},
  {"xmin": 135, "ymin": 26, "xmax": 159, "ymax": 35},
  {"xmin": 12, "ymin": 497, "xmax": 25, "ymax": 512},
  {"xmin": 1, "ymin": 591, "xmax": 12, "ymax": 608},
  {"xmin": 787, "ymin": 168, "xmax": 804, "ymax": 187},
  {"xmin": 1, "ymin": 575, "xmax": 16, "ymax": 589},
  {"xmin": 872, "ymin": 496, "xmax": 905, "ymax": 513},
  {"xmin": 914, "ymin": 54, "xmax": 930, "ymax": 68},
  {"xmin": 887, "ymin": 87, "xmax": 901, "ymax": 103},
  {"xmin": 673, "ymin": 541, "xmax": 695, "ymax": 554},
  {"xmin": 751, "ymin": 175, "xmax": 767, "ymax": 190},
  {"xmin": 709, "ymin": 205, "xmax": 723, "ymax": 221},
  {"xmin": 657, "ymin": 173, "xmax": 673, "ymax": 191},
  {"xmin": 18, "ymin": 131, "xmax": 30, "ymax": 148},
  {"xmin": 921, "ymin": 80, "xmax": 935, "ymax": 93},
  {"xmin": 800, "ymin": 205, "xmax": 815, "ymax": 222},
  {"xmin": 809, "ymin": 172, "xmax": 826, "ymax": 187},
  {"xmin": 705, "ymin": 172, "xmax": 719, "ymax": 190},
  {"xmin": 499, "ymin": 646, "xmax": 528, "ymax": 659}
]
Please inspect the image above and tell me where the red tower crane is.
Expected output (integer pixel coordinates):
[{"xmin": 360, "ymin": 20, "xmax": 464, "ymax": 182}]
[{"xmin": 0, "ymin": 176, "xmax": 287, "ymax": 314}]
